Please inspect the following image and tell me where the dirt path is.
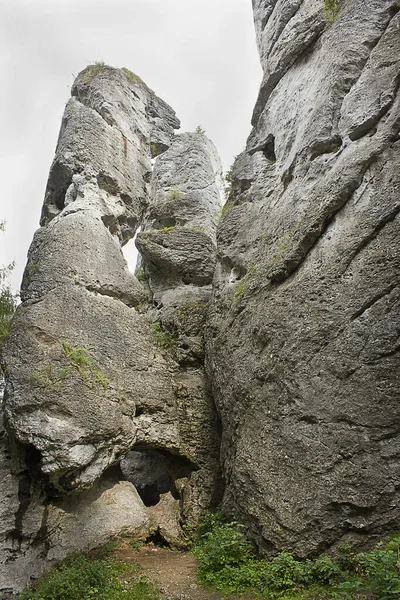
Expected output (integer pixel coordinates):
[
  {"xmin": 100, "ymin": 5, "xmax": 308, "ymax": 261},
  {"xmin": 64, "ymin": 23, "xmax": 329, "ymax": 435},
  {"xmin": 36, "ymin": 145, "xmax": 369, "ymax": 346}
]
[{"xmin": 112, "ymin": 543, "xmax": 251, "ymax": 600}]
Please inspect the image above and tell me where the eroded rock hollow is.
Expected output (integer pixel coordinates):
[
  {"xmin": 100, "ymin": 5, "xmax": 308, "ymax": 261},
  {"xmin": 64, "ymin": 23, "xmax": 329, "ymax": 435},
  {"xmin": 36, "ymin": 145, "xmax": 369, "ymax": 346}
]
[{"xmin": 1, "ymin": 0, "xmax": 400, "ymax": 595}]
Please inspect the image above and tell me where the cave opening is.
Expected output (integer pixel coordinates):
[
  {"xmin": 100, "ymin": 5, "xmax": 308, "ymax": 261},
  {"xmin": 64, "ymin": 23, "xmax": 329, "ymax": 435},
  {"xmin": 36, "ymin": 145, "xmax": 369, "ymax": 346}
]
[
  {"xmin": 118, "ymin": 447, "xmax": 195, "ymax": 507},
  {"xmin": 262, "ymin": 134, "xmax": 276, "ymax": 162}
]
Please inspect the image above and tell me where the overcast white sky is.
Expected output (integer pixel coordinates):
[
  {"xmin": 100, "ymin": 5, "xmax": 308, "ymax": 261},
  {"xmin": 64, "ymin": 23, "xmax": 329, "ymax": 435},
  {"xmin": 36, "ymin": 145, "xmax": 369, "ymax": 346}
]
[{"xmin": 0, "ymin": 0, "xmax": 262, "ymax": 291}]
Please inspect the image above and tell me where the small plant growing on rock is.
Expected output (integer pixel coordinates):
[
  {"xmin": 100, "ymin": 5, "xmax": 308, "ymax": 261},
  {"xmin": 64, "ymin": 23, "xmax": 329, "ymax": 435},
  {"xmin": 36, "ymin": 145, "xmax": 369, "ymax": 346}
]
[
  {"xmin": 166, "ymin": 189, "xmax": 183, "ymax": 201},
  {"xmin": 324, "ymin": 0, "xmax": 341, "ymax": 25},
  {"xmin": 82, "ymin": 61, "xmax": 106, "ymax": 83},
  {"xmin": 31, "ymin": 342, "xmax": 110, "ymax": 392},
  {"xmin": 151, "ymin": 322, "xmax": 177, "ymax": 358},
  {"xmin": 121, "ymin": 67, "xmax": 142, "ymax": 83},
  {"xmin": 194, "ymin": 125, "xmax": 206, "ymax": 134},
  {"xmin": 149, "ymin": 143, "xmax": 158, "ymax": 158},
  {"xmin": 135, "ymin": 268, "xmax": 146, "ymax": 282},
  {"xmin": 160, "ymin": 225, "xmax": 176, "ymax": 234}
]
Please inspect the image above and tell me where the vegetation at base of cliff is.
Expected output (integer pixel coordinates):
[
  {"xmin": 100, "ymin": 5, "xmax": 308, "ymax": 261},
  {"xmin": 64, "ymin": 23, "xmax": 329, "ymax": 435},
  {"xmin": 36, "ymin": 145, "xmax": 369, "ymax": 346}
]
[
  {"xmin": 16, "ymin": 554, "xmax": 159, "ymax": 600},
  {"xmin": 192, "ymin": 511, "xmax": 400, "ymax": 599}
]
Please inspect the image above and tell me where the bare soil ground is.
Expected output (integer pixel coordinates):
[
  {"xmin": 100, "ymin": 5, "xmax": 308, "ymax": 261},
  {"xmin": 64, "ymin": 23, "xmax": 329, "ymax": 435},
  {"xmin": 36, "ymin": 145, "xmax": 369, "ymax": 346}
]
[{"xmin": 111, "ymin": 542, "xmax": 254, "ymax": 600}]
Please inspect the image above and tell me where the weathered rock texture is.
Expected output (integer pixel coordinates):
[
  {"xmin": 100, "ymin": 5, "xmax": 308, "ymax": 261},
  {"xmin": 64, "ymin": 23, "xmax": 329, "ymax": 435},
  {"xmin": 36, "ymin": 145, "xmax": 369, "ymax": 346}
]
[
  {"xmin": 207, "ymin": 0, "xmax": 400, "ymax": 557},
  {"xmin": 2, "ymin": 0, "xmax": 400, "ymax": 594},
  {"xmin": 0, "ymin": 65, "xmax": 223, "ymax": 596},
  {"xmin": 136, "ymin": 132, "xmax": 224, "ymax": 524}
]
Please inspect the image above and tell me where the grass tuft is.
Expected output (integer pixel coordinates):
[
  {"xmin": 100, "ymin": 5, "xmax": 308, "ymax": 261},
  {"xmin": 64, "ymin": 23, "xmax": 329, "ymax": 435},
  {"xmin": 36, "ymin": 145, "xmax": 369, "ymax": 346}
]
[{"xmin": 16, "ymin": 554, "xmax": 159, "ymax": 600}]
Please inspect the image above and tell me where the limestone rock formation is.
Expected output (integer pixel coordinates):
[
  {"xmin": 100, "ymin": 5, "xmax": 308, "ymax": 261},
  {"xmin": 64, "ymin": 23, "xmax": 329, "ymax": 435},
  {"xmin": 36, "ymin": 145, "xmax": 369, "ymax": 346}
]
[
  {"xmin": 1, "ymin": 0, "xmax": 400, "ymax": 594},
  {"xmin": 206, "ymin": 0, "xmax": 400, "ymax": 557},
  {"xmin": 136, "ymin": 132, "xmax": 224, "ymax": 524},
  {"xmin": 0, "ymin": 65, "xmax": 223, "ymax": 596}
]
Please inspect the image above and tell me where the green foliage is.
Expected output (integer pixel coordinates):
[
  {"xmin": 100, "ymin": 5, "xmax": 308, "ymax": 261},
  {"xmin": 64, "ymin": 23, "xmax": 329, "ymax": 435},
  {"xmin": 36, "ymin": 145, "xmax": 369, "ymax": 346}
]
[
  {"xmin": 62, "ymin": 343, "xmax": 110, "ymax": 389},
  {"xmin": 233, "ymin": 216, "xmax": 305, "ymax": 302},
  {"xmin": 166, "ymin": 188, "xmax": 183, "ymax": 201},
  {"xmin": 82, "ymin": 61, "xmax": 106, "ymax": 82},
  {"xmin": 213, "ymin": 202, "xmax": 231, "ymax": 225},
  {"xmin": 194, "ymin": 125, "xmax": 206, "ymax": 134},
  {"xmin": 150, "ymin": 143, "xmax": 158, "ymax": 158},
  {"xmin": 32, "ymin": 343, "xmax": 110, "ymax": 392},
  {"xmin": 160, "ymin": 225, "xmax": 176, "ymax": 234},
  {"xmin": 151, "ymin": 322, "xmax": 177, "ymax": 358},
  {"xmin": 0, "ymin": 287, "xmax": 16, "ymax": 345},
  {"xmin": 16, "ymin": 554, "xmax": 159, "ymax": 600},
  {"xmin": 135, "ymin": 268, "xmax": 146, "ymax": 282},
  {"xmin": 233, "ymin": 263, "xmax": 257, "ymax": 300},
  {"xmin": 224, "ymin": 165, "xmax": 233, "ymax": 199},
  {"xmin": 324, "ymin": 0, "xmax": 340, "ymax": 24},
  {"xmin": 193, "ymin": 512, "xmax": 400, "ymax": 599},
  {"xmin": 121, "ymin": 67, "xmax": 142, "ymax": 83},
  {"xmin": 0, "ymin": 221, "xmax": 17, "ymax": 349}
]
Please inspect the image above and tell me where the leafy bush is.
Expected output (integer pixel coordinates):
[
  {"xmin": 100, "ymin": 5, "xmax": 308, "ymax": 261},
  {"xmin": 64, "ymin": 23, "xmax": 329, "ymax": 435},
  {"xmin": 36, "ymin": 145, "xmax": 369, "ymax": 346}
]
[
  {"xmin": 16, "ymin": 554, "xmax": 159, "ymax": 600},
  {"xmin": 0, "ymin": 221, "xmax": 17, "ymax": 357},
  {"xmin": 192, "ymin": 511, "xmax": 400, "ymax": 599}
]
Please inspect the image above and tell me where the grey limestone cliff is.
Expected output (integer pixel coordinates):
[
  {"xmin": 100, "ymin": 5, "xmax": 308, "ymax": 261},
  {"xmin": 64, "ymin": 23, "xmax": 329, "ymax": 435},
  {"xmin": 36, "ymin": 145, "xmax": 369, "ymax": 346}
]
[
  {"xmin": 206, "ymin": 0, "xmax": 400, "ymax": 557},
  {"xmin": 0, "ymin": 65, "xmax": 223, "ymax": 595},
  {"xmin": 1, "ymin": 0, "xmax": 400, "ymax": 594}
]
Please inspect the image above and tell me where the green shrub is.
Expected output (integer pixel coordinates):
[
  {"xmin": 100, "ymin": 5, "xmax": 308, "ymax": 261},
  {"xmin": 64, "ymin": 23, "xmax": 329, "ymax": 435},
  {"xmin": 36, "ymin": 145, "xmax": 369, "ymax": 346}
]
[
  {"xmin": 194, "ymin": 125, "xmax": 205, "ymax": 134},
  {"xmin": 16, "ymin": 554, "xmax": 159, "ymax": 600},
  {"xmin": 0, "ymin": 221, "xmax": 17, "ymax": 350},
  {"xmin": 0, "ymin": 286, "xmax": 16, "ymax": 345},
  {"xmin": 32, "ymin": 342, "xmax": 110, "ymax": 392},
  {"xmin": 192, "ymin": 511, "xmax": 400, "ymax": 599}
]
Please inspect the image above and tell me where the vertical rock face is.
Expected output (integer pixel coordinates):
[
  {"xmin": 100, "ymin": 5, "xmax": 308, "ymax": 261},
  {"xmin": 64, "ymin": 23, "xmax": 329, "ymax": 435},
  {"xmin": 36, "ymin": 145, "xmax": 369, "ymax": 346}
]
[
  {"xmin": 1, "ymin": 1, "xmax": 400, "ymax": 594},
  {"xmin": 136, "ymin": 132, "xmax": 224, "ymax": 522},
  {"xmin": 207, "ymin": 0, "xmax": 400, "ymax": 557},
  {"xmin": 0, "ymin": 65, "xmax": 223, "ymax": 595}
]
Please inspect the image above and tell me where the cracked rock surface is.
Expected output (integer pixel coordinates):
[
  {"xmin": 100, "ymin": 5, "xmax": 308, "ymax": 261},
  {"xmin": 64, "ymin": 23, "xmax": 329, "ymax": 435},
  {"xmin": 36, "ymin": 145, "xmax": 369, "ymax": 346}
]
[
  {"xmin": 206, "ymin": 0, "xmax": 400, "ymax": 557},
  {"xmin": 0, "ymin": 66, "xmax": 222, "ymax": 595},
  {"xmin": 1, "ymin": 0, "xmax": 400, "ymax": 594}
]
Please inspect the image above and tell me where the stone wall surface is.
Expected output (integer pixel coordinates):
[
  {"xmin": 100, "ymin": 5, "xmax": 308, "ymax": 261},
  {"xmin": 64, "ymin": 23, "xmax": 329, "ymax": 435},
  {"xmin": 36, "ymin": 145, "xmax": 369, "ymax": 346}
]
[
  {"xmin": 206, "ymin": 0, "xmax": 400, "ymax": 557},
  {"xmin": 0, "ymin": 66, "xmax": 222, "ymax": 596},
  {"xmin": 1, "ymin": 0, "xmax": 400, "ymax": 595}
]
